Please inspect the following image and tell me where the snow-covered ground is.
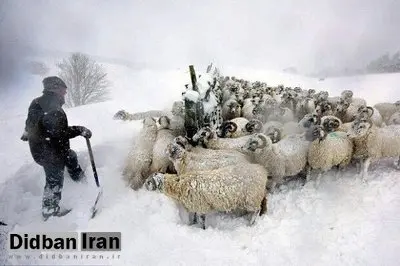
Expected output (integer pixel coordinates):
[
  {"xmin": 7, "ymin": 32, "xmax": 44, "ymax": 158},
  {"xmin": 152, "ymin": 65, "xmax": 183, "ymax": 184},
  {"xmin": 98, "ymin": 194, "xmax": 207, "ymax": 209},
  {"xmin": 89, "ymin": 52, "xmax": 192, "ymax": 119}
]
[{"xmin": 1, "ymin": 65, "xmax": 400, "ymax": 265}]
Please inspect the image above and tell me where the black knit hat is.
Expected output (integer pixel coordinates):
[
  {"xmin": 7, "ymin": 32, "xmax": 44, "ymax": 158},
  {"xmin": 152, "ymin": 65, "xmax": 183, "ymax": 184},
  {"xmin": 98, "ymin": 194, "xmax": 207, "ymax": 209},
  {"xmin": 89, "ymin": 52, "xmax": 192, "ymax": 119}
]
[{"xmin": 42, "ymin": 76, "xmax": 67, "ymax": 92}]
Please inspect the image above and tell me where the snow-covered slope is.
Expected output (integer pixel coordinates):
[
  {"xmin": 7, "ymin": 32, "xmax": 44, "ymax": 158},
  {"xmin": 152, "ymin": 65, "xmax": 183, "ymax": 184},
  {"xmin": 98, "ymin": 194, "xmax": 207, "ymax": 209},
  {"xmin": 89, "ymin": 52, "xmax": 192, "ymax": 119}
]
[{"xmin": 1, "ymin": 66, "xmax": 400, "ymax": 265}]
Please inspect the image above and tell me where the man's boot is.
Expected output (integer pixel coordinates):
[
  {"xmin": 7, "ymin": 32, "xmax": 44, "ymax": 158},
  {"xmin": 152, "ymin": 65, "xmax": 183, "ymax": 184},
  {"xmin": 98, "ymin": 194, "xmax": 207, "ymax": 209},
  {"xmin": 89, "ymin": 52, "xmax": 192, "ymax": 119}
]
[{"xmin": 42, "ymin": 205, "xmax": 72, "ymax": 221}]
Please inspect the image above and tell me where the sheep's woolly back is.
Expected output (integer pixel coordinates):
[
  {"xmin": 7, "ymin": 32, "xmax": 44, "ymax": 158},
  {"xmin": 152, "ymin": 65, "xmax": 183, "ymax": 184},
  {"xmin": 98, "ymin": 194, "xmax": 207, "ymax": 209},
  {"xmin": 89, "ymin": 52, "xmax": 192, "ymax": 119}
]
[
  {"xmin": 250, "ymin": 134, "xmax": 309, "ymax": 179},
  {"xmin": 352, "ymin": 125, "xmax": 400, "ymax": 160},
  {"xmin": 171, "ymin": 147, "xmax": 251, "ymax": 175},
  {"xmin": 201, "ymin": 130, "xmax": 255, "ymax": 152},
  {"xmin": 162, "ymin": 164, "xmax": 268, "ymax": 214},
  {"xmin": 307, "ymin": 131, "xmax": 353, "ymax": 171},
  {"xmin": 123, "ymin": 118, "xmax": 158, "ymax": 190}
]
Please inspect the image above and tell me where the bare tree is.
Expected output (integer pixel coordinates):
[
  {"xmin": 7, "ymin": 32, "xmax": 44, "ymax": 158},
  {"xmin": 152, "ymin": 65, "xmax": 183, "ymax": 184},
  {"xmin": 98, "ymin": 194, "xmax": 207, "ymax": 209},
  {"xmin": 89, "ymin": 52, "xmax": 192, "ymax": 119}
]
[{"xmin": 57, "ymin": 52, "xmax": 111, "ymax": 107}]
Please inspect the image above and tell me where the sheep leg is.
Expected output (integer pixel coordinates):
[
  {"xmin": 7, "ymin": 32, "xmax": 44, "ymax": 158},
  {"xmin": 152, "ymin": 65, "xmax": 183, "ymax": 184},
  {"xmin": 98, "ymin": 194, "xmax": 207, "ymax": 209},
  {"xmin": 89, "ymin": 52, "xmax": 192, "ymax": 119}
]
[
  {"xmin": 361, "ymin": 158, "xmax": 371, "ymax": 183},
  {"xmin": 396, "ymin": 156, "xmax": 400, "ymax": 170},
  {"xmin": 197, "ymin": 214, "xmax": 206, "ymax": 230},
  {"xmin": 305, "ymin": 165, "xmax": 312, "ymax": 183},
  {"xmin": 315, "ymin": 171, "xmax": 323, "ymax": 187},
  {"xmin": 356, "ymin": 159, "xmax": 362, "ymax": 174},
  {"xmin": 248, "ymin": 210, "xmax": 261, "ymax": 226},
  {"xmin": 259, "ymin": 196, "xmax": 268, "ymax": 216},
  {"xmin": 188, "ymin": 212, "xmax": 196, "ymax": 225}
]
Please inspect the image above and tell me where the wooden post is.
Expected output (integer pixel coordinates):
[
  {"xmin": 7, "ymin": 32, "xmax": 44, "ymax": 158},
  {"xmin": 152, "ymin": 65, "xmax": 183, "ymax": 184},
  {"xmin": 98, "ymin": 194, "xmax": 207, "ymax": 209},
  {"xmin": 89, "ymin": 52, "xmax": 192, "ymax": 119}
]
[
  {"xmin": 184, "ymin": 65, "xmax": 202, "ymax": 140},
  {"xmin": 189, "ymin": 65, "xmax": 198, "ymax": 92}
]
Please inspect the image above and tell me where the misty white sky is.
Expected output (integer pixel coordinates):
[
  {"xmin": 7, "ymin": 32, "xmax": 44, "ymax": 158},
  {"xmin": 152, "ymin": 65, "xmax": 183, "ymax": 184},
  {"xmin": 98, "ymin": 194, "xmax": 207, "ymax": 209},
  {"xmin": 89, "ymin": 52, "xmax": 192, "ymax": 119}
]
[{"xmin": 1, "ymin": 0, "xmax": 400, "ymax": 81}]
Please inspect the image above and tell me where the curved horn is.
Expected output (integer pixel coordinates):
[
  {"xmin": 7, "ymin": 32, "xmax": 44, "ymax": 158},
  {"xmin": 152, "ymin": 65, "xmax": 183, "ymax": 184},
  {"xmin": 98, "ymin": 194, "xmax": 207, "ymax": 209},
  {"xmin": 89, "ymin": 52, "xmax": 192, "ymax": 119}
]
[
  {"xmin": 268, "ymin": 128, "xmax": 282, "ymax": 143},
  {"xmin": 245, "ymin": 119, "xmax": 263, "ymax": 133},
  {"xmin": 367, "ymin": 106, "xmax": 374, "ymax": 118},
  {"xmin": 226, "ymin": 121, "xmax": 238, "ymax": 132},
  {"xmin": 256, "ymin": 134, "xmax": 269, "ymax": 149},
  {"xmin": 173, "ymin": 136, "xmax": 188, "ymax": 148}
]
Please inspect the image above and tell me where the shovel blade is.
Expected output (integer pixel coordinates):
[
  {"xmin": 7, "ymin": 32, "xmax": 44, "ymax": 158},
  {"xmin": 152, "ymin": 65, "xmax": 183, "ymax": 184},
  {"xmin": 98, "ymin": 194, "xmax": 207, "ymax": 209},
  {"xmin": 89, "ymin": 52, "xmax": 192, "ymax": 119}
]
[{"xmin": 90, "ymin": 187, "xmax": 103, "ymax": 219}]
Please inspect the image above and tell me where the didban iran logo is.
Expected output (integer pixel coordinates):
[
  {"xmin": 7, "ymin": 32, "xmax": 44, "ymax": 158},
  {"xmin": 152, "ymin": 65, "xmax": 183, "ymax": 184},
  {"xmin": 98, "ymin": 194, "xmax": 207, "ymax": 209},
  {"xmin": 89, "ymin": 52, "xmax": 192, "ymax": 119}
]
[{"xmin": 8, "ymin": 232, "xmax": 121, "ymax": 252}]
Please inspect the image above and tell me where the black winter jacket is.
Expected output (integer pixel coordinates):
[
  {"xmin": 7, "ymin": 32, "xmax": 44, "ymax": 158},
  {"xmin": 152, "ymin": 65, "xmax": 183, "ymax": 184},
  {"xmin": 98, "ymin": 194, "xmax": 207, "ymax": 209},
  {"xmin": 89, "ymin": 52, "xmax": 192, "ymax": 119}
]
[{"xmin": 24, "ymin": 92, "xmax": 83, "ymax": 165}]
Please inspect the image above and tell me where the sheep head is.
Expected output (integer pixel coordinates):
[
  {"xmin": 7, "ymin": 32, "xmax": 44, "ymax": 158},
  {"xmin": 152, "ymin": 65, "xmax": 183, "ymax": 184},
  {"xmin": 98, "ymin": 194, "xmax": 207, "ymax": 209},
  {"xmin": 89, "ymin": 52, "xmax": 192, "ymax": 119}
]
[
  {"xmin": 321, "ymin": 116, "xmax": 342, "ymax": 133},
  {"xmin": 242, "ymin": 133, "xmax": 271, "ymax": 152},
  {"xmin": 217, "ymin": 121, "xmax": 238, "ymax": 138},
  {"xmin": 158, "ymin": 116, "xmax": 171, "ymax": 129},
  {"xmin": 347, "ymin": 119, "xmax": 372, "ymax": 139},
  {"xmin": 264, "ymin": 126, "xmax": 282, "ymax": 144},
  {"xmin": 305, "ymin": 125, "xmax": 326, "ymax": 142},
  {"xmin": 336, "ymin": 99, "xmax": 350, "ymax": 114},
  {"xmin": 341, "ymin": 90, "xmax": 353, "ymax": 100},
  {"xmin": 171, "ymin": 101, "xmax": 185, "ymax": 117},
  {"xmin": 145, "ymin": 173, "xmax": 165, "ymax": 191},
  {"xmin": 357, "ymin": 105, "xmax": 374, "ymax": 119},
  {"xmin": 316, "ymin": 101, "xmax": 332, "ymax": 116},
  {"xmin": 166, "ymin": 142, "xmax": 185, "ymax": 162},
  {"xmin": 173, "ymin": 136, "xmax": 189, "ymax": 149},
  {"xmin": 245, "ymin": 119, "xmax": 263, "ymax": 134},
  {"xmin": 226, "ymin": 99, "xmax": 241, "ymax": 117},
  {"xmin": 300, "ymin": 113, "xmax": 319, "ymax": 128},
  {"xmin": 192, "ymin": 126, "xmax": 213, "ymax": 144}
]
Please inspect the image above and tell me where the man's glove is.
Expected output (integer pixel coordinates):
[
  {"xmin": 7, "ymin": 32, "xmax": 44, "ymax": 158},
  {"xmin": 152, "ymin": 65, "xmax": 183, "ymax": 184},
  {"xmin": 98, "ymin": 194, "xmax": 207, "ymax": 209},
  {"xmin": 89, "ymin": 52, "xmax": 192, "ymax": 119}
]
[
  {"xmin": 113, "ymin": 110, "xmax": 128, "ymax": 120},
  {"xmin": 77, "ymin": 126, "xmax": 92, "ymax": 139},
  {"xmin": 20, "ymin": 130, "xmax": 29, "ymax": 141}
]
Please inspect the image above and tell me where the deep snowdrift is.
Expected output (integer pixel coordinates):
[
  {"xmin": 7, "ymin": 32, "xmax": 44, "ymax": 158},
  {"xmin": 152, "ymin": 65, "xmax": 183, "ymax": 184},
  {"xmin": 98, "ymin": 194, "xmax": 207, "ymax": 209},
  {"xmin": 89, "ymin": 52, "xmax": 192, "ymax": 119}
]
[{"xmin": 1, "ymin": 66, "xmax": 400, "ymax": 265}]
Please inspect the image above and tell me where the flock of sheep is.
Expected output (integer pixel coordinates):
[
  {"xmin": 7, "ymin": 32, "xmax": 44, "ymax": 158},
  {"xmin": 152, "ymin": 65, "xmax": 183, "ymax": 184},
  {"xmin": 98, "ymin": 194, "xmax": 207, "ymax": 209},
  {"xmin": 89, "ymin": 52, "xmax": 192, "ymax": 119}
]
[{"xmin": 114, "ymin": 74, "xmax": 400, "ymax": 229}]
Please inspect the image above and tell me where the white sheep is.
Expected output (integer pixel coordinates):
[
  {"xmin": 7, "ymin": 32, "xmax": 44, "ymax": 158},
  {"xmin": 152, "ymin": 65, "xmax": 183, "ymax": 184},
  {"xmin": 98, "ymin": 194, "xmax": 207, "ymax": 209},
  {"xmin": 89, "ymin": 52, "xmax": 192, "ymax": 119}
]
[
  {"xmin": 122, "ymin": 117, "xmax": 158, "ymax": 190},
  {"xmin": 166, "ymin": 140, "xmax": 252, "ymax": 175},
  {"xmin": 241, "ymin": 133, "xmax": 310, "ymax": 191},
  {"xmin": 355, "ymin": 105, "xmax": 383, "ymax": 127},
  {"xmin": 144, "ymin": 164, "xmax": 269, "ymax": 229},
  {"xmin": 149, "ymin": 116, "xmax": 176, "ymax": 174},
  {"xmin": 346, "ymin": 120, "xmax": 400, "ymax": 181},
  {"xmin": 305, "ymin": 125, "xmax": 353, "ymax": 185}
]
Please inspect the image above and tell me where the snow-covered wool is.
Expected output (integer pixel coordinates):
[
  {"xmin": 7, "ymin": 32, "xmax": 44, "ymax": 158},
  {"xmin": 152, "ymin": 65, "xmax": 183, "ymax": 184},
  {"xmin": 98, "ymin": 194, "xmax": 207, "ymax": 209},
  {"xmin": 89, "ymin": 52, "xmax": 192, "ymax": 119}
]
[
  {"xmin": 192, "ymin": 126, "xmax": 255, "ymax": 153},
  {"xmin": 306, "ymin": 125, "xmax": 353, "ymax": 179},
  {"xmin": 166, "ymin": 141, "xmax": 251, "ymax": 175},
  {"xmin": 347, "ymin": 120, "xmax": 400, "ymax": 180},
  {"xmin": 123, "ymin": 117, "xmax": 158, "ymax": 190},
  {"xmin": 149, "ymin": 116, "xmax": 176, "ymax": 174},
  {"xmin": 241, "ymin": 133, "xmax": 309, "ymax": 190},
  {"xmin": 144, "ymin": 163, "xmax": 269, "ymax": 226}
]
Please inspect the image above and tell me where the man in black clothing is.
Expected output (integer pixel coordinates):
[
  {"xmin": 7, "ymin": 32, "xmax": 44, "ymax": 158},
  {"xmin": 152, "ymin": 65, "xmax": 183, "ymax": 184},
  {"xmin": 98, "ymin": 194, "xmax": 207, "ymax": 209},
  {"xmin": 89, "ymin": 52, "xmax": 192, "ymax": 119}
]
[{"xmin": 21, "ymin": 76, "xmax": 92, "ymax": 221}]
